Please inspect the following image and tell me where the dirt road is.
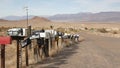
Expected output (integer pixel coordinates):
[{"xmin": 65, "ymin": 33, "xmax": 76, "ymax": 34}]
[{"xmin": 29, "ymin": 32, "xmax": 120, "ymax": 68}]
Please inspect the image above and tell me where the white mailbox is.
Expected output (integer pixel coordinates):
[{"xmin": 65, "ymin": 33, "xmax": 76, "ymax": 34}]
[
  {"xmin": 30, "ymin": 32, "xmax": 50, "ymax": 39},
  {"xmin": 39, "ymin": 32, "xmax": 50, "ymax": 39},
  {"xmin": 7, "ymin": 28, "xmax": 27, "ymax": 37},
  {"xmin": 45, "ymin": 30, "xmax": 54, "ymax": 37},
  {"xmin": 45, "ymin": 30, "xmax": 58, "ymax": 38}
]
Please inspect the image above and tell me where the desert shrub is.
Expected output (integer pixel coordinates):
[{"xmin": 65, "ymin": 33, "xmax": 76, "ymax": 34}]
[
  {"xmin": 112, "ymin": 31, "xmax": 118, "ymax": 34},
  {"xmin": 85, "ymin": 27, "xmax": 88, "ymax": 30},
  {"xmin": 50, "ymin": 25, "xmax": 54, "ymax": 29},
  {"xmin": 89, "ymin": 28, "xmax": 95, "ymax": 31},
  {"xmin": 97, "ymin": 28, "xmax": 108, "ymax": 33},
  {"xmin": 69, "ymin": 28, "xmax": 74, "ymax": 31},
  {"xmin": 72, "ymin": 29, "xmax": 78, "ymax": 32},
  {"xmin": 57, "ymin": 27, "xmax": 65, "ymax": 32},
  {"xmin": 0, "ymin": 26, "xmax": 9, "ymax": 32}
]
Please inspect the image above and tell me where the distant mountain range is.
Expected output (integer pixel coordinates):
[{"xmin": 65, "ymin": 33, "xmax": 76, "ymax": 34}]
[
  {"xmin": 47, "ymin": 12, "xmax": 120, "ymax": 22},
  {"xmin": 1, "ymin": 15, "xmax": 35, "ymax": 21},
  {"xmin": 0, "ymin": 16, "xmax": 51, "ymax": 22},
  {"xmin": 1, "ymin": 12, "xmax": 120, "ymax": 22}
]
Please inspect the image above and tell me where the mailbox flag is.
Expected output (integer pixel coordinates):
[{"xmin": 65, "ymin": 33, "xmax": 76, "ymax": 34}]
[
  {"xmin": 21, "ymin": 38, "xmax": 31, "ymax": 48},
  {"xmin": 0, "ymin": 36, "xmax": 11, "ymax": 44}
]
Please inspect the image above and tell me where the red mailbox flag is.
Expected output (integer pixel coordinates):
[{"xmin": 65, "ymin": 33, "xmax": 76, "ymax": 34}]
[{"xmin": 0, "ymin": 36, "xmax": 11, "ymax": 45}]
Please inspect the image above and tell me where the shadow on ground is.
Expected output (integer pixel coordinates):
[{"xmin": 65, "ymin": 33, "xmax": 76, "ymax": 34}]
[{"xmin": 29, "ymin": 43, "xmax": 79, "ymax": 68}]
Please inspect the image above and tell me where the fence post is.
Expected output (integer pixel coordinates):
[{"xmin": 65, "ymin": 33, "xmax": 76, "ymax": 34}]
[{"xmin": 1, "ymin": 45, "xmax": 5, "ymax": 68}]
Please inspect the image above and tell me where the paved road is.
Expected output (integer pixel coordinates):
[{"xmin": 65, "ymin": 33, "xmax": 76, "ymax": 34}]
[{"xmin": 29, "ymin": 32, "xmax": 120, "ymax": 68}]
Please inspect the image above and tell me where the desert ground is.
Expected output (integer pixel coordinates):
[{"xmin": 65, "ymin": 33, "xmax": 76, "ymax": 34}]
[
  {"xmin": 27, "ymin": 31, "xmax": 120, "ymax": 68},
  {"xmin": 0, "ymin": 17, "xmax": 120, "ymax": 68}
]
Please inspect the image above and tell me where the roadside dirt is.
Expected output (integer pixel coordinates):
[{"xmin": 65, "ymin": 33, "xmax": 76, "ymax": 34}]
[{"xmin": 28, "ymin": 31, "xmax": 120, "ymax": 68}]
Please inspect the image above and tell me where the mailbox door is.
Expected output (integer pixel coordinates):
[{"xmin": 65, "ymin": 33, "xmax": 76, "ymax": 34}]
[{"xmin": 21, "ymin": 38, "xmax": 31, "ymax": 48}]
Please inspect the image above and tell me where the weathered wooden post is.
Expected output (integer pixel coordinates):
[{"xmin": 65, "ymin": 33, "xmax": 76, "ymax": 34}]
[
  {"xmin": 48, "ymin": 37, "xmax": 52, "ymax": 57},
  {"xmin": 25, "ymin": 25, "xmax": 31, "ymax": 66},
  {"xmin": 1, "ymin": 45, "xmax": 5, "ymax": 68},
  {"xmin": 27, "ymin": 25, "xmax": 31, "ymax": 49},
  {"xmin": 0, "ymin": 36, "xmax": 11, "ymax": 68},
  {"xmin": 16, "ymin": 38, "xmax": 22, "ymax": 68},
  {"xmin": 55, "ymin": 36, "xmax": 59, "ymax": 53},
  {"xmin": 58, "ymin": 36, "xmax": 62, "ymax": 51}
]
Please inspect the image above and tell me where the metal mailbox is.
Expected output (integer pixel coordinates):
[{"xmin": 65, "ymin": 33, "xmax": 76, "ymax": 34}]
[
  {"xmin": 30, "ymin": 31, "xmax": 50, "ymax": 39},
  {"xmin": 0, "ymin": 36, "xmax": 11, "ymax": 44},
  {"xmin": 45, "ymin": 30, "xmax": 57, "ymax": 37},
  {"xmin": 7, "ymin": 28, "xmax": 27, "ymax": 37},
  {"xmin": 40, "ymin": 32, "xmax": 50, "ymax": 39}
]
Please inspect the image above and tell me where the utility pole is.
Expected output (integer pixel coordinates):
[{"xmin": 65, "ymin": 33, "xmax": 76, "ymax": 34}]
[{"xmin": 25, "ymin": 7, "xmax": 29, "ymax": 27}]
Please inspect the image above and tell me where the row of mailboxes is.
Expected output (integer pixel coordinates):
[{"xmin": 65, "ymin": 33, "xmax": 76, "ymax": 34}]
[
  {"xmin": 7, "ymin": 28, "xmax": 80, "ymax": 48},
  {"xmin": 21, "ymin": 30, "xmax": 59, "ymax": 48},
  {"xmin": 30, "ymin": 30, "xmax": 60, "ymax": 39},
  {"xmin": 7, "ymin": 28, "xmax": 27, "ymax": 37}
]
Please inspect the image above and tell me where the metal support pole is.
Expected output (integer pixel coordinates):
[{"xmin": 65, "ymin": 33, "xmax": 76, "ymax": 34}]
[
  {"xmin": 26, "ymin": 7, "xmax": 28, "ymax": 27},
  {"xmin": 1, "ymin": 45, "xmax": 5, "ymax": 68}
]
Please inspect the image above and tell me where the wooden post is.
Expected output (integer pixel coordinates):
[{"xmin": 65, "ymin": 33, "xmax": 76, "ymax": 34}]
[
  {"xmin": 16, "ymin": 40, "xmax": 19, "ymax": 68},
  {"xmin": 44, "ymin": 39, "xmax": 49, "ymax": 57},
  {"xmin": 16, "ymin": 39, "xmax": 22, "ymax": 68},
  {"xmin": 28, "ymin": 26, "xmax": 31, "ymax": 49},
  {"xmin": 48, "ymin": 38, "xmax": 52, "ymax": 57},
  {"xmin": 25, "ymin": 25, "xmax": 31, "ymax": 66},
  {"xmin": 25, "ymin": 46, "xmax": 28, "ymax": 66},
  {"xmin": 1, "ymin": 45, "xmax": 5, "ymax": 68}
]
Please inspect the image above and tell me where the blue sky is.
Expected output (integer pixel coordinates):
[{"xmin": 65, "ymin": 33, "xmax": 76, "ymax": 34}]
[{"xmin": 0, "ymin": 0, "xmax": 120, "ymax": 17}]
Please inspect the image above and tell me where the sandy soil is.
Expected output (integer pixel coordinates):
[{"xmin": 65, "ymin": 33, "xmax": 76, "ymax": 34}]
[{"xmin": 27, "ymin": 31, "xmax": 120, "ymax": 68}]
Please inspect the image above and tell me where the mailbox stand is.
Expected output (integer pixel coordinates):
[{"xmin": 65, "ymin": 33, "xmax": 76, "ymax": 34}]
[
  {"xmin": 1, "ymin": 45, "xmax": 5, "ymax": 68},
  {"xmin": 11, "ymin": 36, "xmax": 24, "ymax": 68},
  {"xmin": 16, "ymin": 39, "xmax": 22, "ymax": 68}
]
